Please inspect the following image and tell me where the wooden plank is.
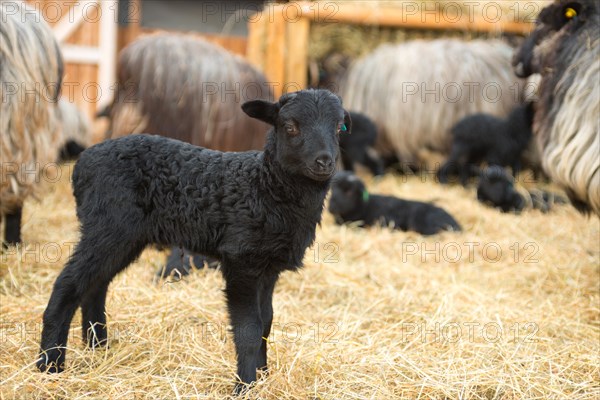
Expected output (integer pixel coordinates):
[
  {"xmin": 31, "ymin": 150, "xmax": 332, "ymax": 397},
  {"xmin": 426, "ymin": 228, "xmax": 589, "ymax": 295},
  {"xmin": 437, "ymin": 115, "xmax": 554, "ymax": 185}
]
[
  {"xmin": 97, "ymin": 0, "xmax": 118, "ymax": 108},
  {"xmin": 285, "ymin": 16, "xmax": 310, "ymax": 93},
  {"xmin": 61, "ymin": 45, "xmax": 101, "ymax": 64},
  {"xmin": 52, "ymin": 0, "xmax": 97, "ymax": 42},
  {"xmin": 246, "ymin": 9, "xmax": 267, "ymax": 70},
  {"xmin": 264, "ymin": 4, "xmax": 286, "ymax": 98},
  {"xmin": 297, "ymin": 1, "xmax": 534, "ymax": 35}
]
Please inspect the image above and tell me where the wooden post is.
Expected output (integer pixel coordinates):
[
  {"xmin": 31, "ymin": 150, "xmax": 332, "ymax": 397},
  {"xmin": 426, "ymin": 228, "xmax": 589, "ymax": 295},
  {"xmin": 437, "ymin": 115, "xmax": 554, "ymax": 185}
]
[
  {"xmin": 246, "ymin": 8, "xmax": 268, "ymax": 71},
  {"xmin": 97, "ymin": 0, "xmax": 118, "ymax": 109},
  {"xmin": 264, "ymin": 4, "xmax": 286, "ymax": 98},
  {"xmin": 285, "ymin": 16, "xmax": 310, "ymax": 93}
]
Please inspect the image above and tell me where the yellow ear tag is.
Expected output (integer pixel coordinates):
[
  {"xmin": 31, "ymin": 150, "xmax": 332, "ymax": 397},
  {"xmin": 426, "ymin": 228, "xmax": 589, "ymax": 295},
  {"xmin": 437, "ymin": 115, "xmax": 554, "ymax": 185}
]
[{"xmin": 565, "ymin": 7, "xmax": 577, "ymax": 19}]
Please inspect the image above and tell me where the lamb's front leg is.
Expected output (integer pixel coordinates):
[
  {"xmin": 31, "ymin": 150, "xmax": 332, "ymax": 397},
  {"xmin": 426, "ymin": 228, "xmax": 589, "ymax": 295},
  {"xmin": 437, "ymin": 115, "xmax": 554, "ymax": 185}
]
[
  {"xmin": 224, "ymin": 273, "xmax": 263, "ymax": 394},
  {"xmin": 257, "ymin": 272, "xmax": 279, "ymax": 372}
]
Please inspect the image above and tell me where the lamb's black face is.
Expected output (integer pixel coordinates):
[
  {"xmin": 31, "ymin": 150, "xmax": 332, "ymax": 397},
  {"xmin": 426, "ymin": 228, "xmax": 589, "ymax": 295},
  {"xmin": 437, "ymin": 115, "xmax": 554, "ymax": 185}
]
[
  {"xmin": 328, "ymin": 171, "xmax": 366, "ymax": 216},
  {"xmin": 513, "ymin": 1, "xmax": 592, "ymax": 77},
  {"xmin": 242, "ymin": 89, "xmax": 352, "ymax": 181}
]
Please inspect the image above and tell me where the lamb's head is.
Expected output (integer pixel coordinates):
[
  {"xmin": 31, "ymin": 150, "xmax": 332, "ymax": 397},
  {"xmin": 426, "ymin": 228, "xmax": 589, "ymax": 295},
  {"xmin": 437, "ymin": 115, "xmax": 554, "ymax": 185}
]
[
  {"xmin": 328, "ymin": 171, "xmax": 367, "ymax": 218},
  {"xmin": 242, "ymin": 89, "xmax": 351, "ymax": 181},
  {"xmin": 513, "ymin": 1, "xmax": 597, "ymax": 77},
  {"xmin": 477, "ymin": 166, "xmax": 525, "ymax": 213}
]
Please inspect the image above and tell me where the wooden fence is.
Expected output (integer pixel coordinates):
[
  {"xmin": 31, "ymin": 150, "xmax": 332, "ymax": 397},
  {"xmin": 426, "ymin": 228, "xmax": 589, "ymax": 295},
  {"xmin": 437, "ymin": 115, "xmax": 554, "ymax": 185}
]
[{"xmin": 247, "ymin": 1, "xmax": 535, "ymax": 97}]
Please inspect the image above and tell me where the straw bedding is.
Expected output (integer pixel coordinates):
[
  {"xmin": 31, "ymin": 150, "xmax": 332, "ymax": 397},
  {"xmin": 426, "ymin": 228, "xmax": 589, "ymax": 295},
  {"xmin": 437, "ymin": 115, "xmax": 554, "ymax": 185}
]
[{"xmin": 1, "ymin": 166, "xmax": 598, "ymax": 399}]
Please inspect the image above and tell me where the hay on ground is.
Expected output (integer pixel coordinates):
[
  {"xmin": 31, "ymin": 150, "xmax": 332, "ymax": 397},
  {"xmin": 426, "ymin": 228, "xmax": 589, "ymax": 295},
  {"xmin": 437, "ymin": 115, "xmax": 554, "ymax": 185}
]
[{"xmin": 1, "ymin": 165, "xmax": 598, "ymax": 399}]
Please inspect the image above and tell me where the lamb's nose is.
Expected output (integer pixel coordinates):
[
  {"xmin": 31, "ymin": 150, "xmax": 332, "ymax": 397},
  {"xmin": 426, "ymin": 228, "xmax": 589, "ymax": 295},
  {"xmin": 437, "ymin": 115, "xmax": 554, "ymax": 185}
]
[{"xmin": 315, "ymin": 153, "xmax": 333, "ymax": 171}]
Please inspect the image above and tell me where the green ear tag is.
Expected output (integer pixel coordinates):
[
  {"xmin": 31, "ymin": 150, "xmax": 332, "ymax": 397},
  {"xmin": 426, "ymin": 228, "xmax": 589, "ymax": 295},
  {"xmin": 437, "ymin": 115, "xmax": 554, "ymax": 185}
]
[
  {"xmin": 362, "ymin": 190, "xmax": 369, "ymax": 203},
  {"xmin": 341, "ymin": 124, "xmax": 347, "ymax": 132}
]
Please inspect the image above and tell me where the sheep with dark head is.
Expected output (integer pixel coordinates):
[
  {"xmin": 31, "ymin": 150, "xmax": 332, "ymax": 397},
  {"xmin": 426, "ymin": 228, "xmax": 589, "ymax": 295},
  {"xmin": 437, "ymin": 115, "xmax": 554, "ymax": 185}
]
[
  {"xmin": 0, "ymin": 1, "xmax": 63, "ymax": 246},
  {"xmin": 37, "ymin": 89, "xmax": 351, "ymax": 394},
  {"xmin": 57, "ymin": 99, "xmax": 92, "ymax": 161},
  {"xmin": 329, "ymin": 171, "xmax": 461, "ymax": 235},
  {"xmin": 513, "ymin": 0, "xmax": 599, "ymax": 215},
  {"xmin": 438, "ymin": 102, "xmax": 535, "ymax": 185},
  {"xmin": 339, "ymin": 111, "xmax": 384, "ymax": 176}
]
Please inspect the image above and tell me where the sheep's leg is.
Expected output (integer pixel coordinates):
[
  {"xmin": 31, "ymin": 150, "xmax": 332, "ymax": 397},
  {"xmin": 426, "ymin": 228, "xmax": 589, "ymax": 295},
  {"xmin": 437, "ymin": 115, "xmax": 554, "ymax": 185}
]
[
  {"xmin": 79, "ymin": 240, "xmax": 144, "ymax": 348},
  {"xmin": 340, "ymin": 148, "xmax": 355, "ymax": 172},
  {"xmin": 4, "ymin": 206, "xmax": 23, "ymax": 245},
  {"xmin": 225, "ymin": 274, "xmax": 263, "ymax": 393},
  {"xmin": 459, "ymin": 163, "xmax": 472, "ymax": 186},
  {"xmin": 511, "ymin": 160, "xmax": 522, "ymax": 179},
  {"xmin": 157, "ymin": 247, "xmax": 193, "ymax": 278},
  {"xmin": 257, "ymin": 272, "xmax": 279, "ymax": 372},
  {"xmin": 38, "ymin": 236, "xmax": 144, "ymax": 373},
  {"xmin": 192, "ymin": 254, "xmax": 220, "ymax": 269},
  {"xmin": 362, "ymin": 148, "xmax": 385, "ymax": 176},
  {"xmin": 80, "ymin": 282, "xmax": 110, "ymax": 348},
  {"xmin": 36, "ymin": 259, "xmax": 82, "ymax": 373}
]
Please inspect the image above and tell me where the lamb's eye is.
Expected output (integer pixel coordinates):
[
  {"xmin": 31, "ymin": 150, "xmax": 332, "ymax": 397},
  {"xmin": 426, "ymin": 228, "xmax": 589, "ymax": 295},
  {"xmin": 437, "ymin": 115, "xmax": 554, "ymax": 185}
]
[
  {"xmin": 285, "ymin": 123, "xmax": 298, "ymax": 135},
  {"xmin": 564, "ymin": 7, "xmax": 577, "ymax": 19}
]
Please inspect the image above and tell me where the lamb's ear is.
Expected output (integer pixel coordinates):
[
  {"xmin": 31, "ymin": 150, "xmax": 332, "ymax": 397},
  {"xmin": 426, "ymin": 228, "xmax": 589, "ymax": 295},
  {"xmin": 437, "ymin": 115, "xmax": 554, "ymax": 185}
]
[
  {"xmin": 343, "ymin": 110, "xmax": 352, "ymax": 134},
  {"xmin": 242, "ymin": 100, "xmax": 279, "ymax": 125}
]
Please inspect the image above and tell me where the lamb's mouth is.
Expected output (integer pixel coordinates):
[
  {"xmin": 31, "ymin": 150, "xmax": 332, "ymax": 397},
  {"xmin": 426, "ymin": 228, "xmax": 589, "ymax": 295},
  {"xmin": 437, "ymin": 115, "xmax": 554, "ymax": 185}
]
[{"xmin": 306, "ymin": 168, "xmax": 335, "ymax": 181}]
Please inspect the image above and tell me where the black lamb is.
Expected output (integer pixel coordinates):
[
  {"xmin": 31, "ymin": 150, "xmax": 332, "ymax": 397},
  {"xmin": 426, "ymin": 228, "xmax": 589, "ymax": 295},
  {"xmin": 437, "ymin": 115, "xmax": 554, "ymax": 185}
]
[
  {"xmin": 339, "ymin": 111, "xmax": 384, "ymax": 176},
  {"xmin": 329, "ymin": 171, "xmax": 461, "ymax": 235},
  {"xmin": 477, "ymin": 166, "xmax": 567, "ymax": 213},
  {"xmin": 36, "ymin": 89, "xmax": 352, "ymax": 394},
  {"xmin": 438, "ymin": 102, "xmax": 535, "ymax": 185}
]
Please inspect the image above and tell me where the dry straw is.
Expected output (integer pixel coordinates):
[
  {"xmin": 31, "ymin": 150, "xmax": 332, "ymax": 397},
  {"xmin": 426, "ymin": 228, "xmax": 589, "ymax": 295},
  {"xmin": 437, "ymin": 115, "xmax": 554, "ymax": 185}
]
[{"xmin": 1, "ymin": 165, "xmax": 598, "ymax": 399}]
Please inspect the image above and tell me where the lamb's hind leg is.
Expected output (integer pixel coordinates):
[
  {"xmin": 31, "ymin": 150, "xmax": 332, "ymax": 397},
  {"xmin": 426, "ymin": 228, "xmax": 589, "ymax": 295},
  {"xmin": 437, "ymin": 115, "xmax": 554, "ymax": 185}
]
[
  {"xmin": 80, "ymin": 239, "xmax": 146, "ymax": 349},
  {"xmin": 80, "ymin": 282, "xmax": 110, "ymax": 348},
  {"xmin": 37, "ymin": 235, "xmax": 144, "ymax": 372}
]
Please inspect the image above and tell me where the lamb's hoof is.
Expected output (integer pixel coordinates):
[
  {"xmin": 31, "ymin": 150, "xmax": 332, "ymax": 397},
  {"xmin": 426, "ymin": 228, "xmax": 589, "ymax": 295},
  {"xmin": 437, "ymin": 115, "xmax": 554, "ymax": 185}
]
[
  {"xmin": 36, "ymin": 350, "xmax": 64, "ymax": 373},
  {"xmin": 233, "ymin": 381, "xmax": 253, "ymax": 396},
  {"xmin": 86, "ymin": 337, "xmax": 109, "ymax": 349}
]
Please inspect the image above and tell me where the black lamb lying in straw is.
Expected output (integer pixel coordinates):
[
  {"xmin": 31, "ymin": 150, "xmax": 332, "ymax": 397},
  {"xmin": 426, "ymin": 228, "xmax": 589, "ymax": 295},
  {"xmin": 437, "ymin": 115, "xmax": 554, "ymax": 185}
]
[
  {"xmin": 477, "ymin": 166, "xmax": 568, "ymax": 213},
  {"xmin": 36, "ymin": 89, "xmax": 351, "ymax": 394},
  {"xmin": 329, "ymin": 171, "xmax": 461, "ymax": 235},
  {"xmin": 339, "ymin": 111, "xmax": 384, "ymax": 176},
  {"xmin": 438, "ymin": 102, "xmax": 535, "ymax": 185}
]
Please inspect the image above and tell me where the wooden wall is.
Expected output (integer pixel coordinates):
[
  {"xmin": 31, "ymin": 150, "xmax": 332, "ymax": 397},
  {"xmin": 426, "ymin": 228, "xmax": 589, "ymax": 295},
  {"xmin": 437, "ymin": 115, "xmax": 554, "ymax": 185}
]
[{"xmin": 27, "ymin": 0, "xmax": 102, "ymax": 118}]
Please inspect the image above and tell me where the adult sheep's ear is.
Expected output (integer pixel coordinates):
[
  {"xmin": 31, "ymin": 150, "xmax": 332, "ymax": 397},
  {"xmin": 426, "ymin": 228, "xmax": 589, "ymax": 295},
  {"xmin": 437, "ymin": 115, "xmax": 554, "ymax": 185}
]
[
  {"xmin": 242, "ymin": 100, "xmax": 279, "ymax": 125},
  {"xmin": 343, "ymin": 110, "xmax": 352, "ymax": 134}
]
